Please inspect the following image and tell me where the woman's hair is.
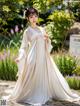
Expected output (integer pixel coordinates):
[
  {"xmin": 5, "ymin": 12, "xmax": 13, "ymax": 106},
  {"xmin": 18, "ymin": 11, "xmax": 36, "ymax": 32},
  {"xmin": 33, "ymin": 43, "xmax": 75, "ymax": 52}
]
[{"xmin": 24, "ymin": 7, "xmax": 39, "ymax": 18}]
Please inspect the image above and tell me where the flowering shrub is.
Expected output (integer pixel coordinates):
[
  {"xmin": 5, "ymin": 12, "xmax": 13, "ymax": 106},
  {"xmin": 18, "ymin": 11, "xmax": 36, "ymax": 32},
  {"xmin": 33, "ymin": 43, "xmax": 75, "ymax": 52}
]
[
  {"xmin": 0, "ymin": 57, "xmax": 18, "ymax": 81},
  {"xmin": 46, "ymin": 10, "xmax": 74, "ymax": 51},
  {"xmin": 0, "ymin": 50, "xmax": 18, "ymax": 81},
  {"xmin": 0, "ymin": 26, "xmax": 23, "ymax": 50}
]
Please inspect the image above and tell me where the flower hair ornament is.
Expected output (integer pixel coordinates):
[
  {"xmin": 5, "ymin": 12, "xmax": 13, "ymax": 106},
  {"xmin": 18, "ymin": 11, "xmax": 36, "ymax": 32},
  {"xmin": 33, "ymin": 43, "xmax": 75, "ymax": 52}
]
[{"xmin": 23, "ymin": 8, "xmax": 28, "ymax": 19}]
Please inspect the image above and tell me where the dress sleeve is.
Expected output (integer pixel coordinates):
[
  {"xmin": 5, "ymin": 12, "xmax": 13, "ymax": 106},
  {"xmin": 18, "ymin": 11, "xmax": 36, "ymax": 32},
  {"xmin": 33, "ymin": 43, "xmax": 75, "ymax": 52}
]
[
  {"xmin": 42, "ymin": 27, "xmax": 53, "ymax": 53},
  {"xmin": 17, "ymin": 29, "xmax": 29, "ymax": 60}
]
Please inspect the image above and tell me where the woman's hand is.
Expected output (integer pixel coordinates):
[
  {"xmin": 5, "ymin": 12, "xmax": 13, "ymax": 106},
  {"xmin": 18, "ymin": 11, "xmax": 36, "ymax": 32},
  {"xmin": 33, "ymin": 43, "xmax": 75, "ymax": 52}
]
[
  {"xmin": 15, "ymin": 58, "xmax": 20, "ymax": 63},
  {"xmin": 44, "ymin": 34, "xmax": 49, "ymax": 42}
]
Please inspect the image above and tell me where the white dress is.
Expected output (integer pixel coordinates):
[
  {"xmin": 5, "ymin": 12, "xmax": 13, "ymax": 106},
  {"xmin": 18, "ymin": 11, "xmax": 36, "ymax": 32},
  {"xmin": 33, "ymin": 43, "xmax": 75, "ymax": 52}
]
[{"xmin": 8, "ymin": 26, "xmax": 80, "ymax": 105}]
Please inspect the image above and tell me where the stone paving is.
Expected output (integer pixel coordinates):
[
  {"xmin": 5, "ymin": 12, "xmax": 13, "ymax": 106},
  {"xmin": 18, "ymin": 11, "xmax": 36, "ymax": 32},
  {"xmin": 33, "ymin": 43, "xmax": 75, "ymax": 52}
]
[{"xmin": 0, "ymin": 80, "xmax": 80, "ymax": 106}]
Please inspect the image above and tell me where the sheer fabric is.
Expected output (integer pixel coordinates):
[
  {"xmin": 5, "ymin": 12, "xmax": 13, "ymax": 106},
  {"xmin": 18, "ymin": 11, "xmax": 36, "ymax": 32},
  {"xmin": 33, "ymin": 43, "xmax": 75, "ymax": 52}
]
[{"xmin": 7, "ymin": 26, "xmax": 80, "ymax": 105}]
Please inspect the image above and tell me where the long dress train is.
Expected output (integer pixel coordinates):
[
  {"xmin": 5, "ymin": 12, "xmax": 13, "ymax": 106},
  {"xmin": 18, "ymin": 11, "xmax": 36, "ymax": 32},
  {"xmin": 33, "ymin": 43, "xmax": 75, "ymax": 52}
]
[{"xmin": 6, "ymin": 26, "xmax": 80, "ymax": 105}]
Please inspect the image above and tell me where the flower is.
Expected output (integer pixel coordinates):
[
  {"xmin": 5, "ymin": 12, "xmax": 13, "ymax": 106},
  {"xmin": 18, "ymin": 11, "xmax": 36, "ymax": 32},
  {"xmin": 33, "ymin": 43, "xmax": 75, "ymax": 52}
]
[
  {"xmin": 15, "ymin": 25, "xmax": 19, "ymax": 32},
  {"xmin": 10, "ymin": 29, "xmax": 14, "ymax": 34}
]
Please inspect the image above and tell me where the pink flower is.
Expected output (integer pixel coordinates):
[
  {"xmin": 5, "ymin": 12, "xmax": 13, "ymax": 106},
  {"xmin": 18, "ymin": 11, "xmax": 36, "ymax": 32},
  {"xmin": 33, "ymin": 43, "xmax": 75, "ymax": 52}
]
[
  {"xmin": 10, "ymin": 29, "xmax": 14, "ymax": 34},
  {"xmin": 15, "ymin": 25, "xmax": 19, "ymax": 32}
]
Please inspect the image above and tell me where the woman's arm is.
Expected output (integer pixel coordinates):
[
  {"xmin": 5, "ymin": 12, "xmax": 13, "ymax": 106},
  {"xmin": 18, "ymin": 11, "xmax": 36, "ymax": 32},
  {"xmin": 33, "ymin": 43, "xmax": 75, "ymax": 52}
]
[
  {"xmin": 42, "ymin": 27, "xmax": 53, "ymax": 53},
  {"xmin": 15, "ymin": 29, "xmax": 29, "ymax": 63}
]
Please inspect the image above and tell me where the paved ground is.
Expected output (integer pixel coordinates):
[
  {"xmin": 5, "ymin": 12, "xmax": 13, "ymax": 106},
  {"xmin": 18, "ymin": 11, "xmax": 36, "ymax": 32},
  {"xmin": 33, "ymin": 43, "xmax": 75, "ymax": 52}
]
[{"xmin": 0, "ymin": 80, "xmax": 80, "ymax": 106}]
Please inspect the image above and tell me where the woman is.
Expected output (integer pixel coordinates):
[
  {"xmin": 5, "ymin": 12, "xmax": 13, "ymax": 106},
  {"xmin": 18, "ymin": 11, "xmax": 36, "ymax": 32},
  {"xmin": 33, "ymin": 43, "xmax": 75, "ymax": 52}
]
[{"xmin": 8, "ymin": 7, "xmax": 80, "ymax": 105}]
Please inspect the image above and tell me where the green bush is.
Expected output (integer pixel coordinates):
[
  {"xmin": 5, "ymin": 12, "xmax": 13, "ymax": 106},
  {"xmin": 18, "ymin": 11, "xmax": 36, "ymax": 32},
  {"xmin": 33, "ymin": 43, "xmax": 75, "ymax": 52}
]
[
  {"xmin": 0, "ymin": 57, "xmax": 18, "ymax": 81},
  {"xmin": 46, "ymin": 10, "xmax": 74, "ymax": 51},
  {"xmin": 73, "ymin": 66, "xmax": 80, "ymax": 76},
  {"xmin": 69, "ymin": 1, "xmax": 80, "ymax": 22},
  {"xmin": 66, "ymin": 76, "xmax": 80, "ymax": 90},
  {"xmin": 54, "ymin": 55, "xmax": 77, "ymax": 76},
  {"xmin": 0, "ymin": 31, "xmax": 22, "ymax": 50}
]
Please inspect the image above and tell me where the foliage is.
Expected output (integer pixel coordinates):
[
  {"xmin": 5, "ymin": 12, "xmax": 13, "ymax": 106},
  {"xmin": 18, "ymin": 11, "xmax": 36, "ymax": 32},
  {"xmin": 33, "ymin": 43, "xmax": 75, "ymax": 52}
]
[
  {"xmin": 54, "ymin": 55, "xmax": 77, "ymax": 76},
  {"xmin": 33, "ymin": 0, "xmax": 63, "ymax": 13},
  {"xmin": 0, "ymin": 0, "xmax": 25, "ymax": 35},
  {"xmin": 0, "ymin": 0, "xmax": 64, "ymax": 35},
  {"xmin": 69, "ymin": 1, "xmax": 80, "ymax": 22},
  {"xmin": 73, "ymin": 66, "xmax": 80, "ymax": 76},
  {"xmin": 0, "ymin": 57, "xmax": 18, "ymax": 81},
  {"xmin": 66, "ymin": 76, "xmax": 80, "ymax": 90},
  {"xmin": 0, "ymin": 31, "xmax": 22, "ymax": 50},
  {"xmin": 46, "ymin": 10, "xmax": 74, "ymax": 51}
]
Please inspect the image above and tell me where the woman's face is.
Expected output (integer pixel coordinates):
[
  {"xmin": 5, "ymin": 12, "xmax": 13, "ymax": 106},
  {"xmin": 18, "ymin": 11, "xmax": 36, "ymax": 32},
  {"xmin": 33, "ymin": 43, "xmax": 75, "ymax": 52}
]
[{"xmin": 28, "ymin": 13, "xmax": 38, "ymax": 25}]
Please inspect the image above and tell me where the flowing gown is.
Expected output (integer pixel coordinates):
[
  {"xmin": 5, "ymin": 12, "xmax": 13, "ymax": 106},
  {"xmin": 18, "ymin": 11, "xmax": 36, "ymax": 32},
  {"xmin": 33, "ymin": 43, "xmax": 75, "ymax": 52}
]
[{"xmin": 8, "ymin": 26, "xmax": 80, "ymax": 105}]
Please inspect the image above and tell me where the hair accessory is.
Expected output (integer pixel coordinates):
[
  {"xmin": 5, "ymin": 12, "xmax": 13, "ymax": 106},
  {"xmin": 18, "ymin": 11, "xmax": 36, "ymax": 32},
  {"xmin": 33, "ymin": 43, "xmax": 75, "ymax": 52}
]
[{"xmin": 23, "ymin": 7, "xmax": 28, "ymax": 19}]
